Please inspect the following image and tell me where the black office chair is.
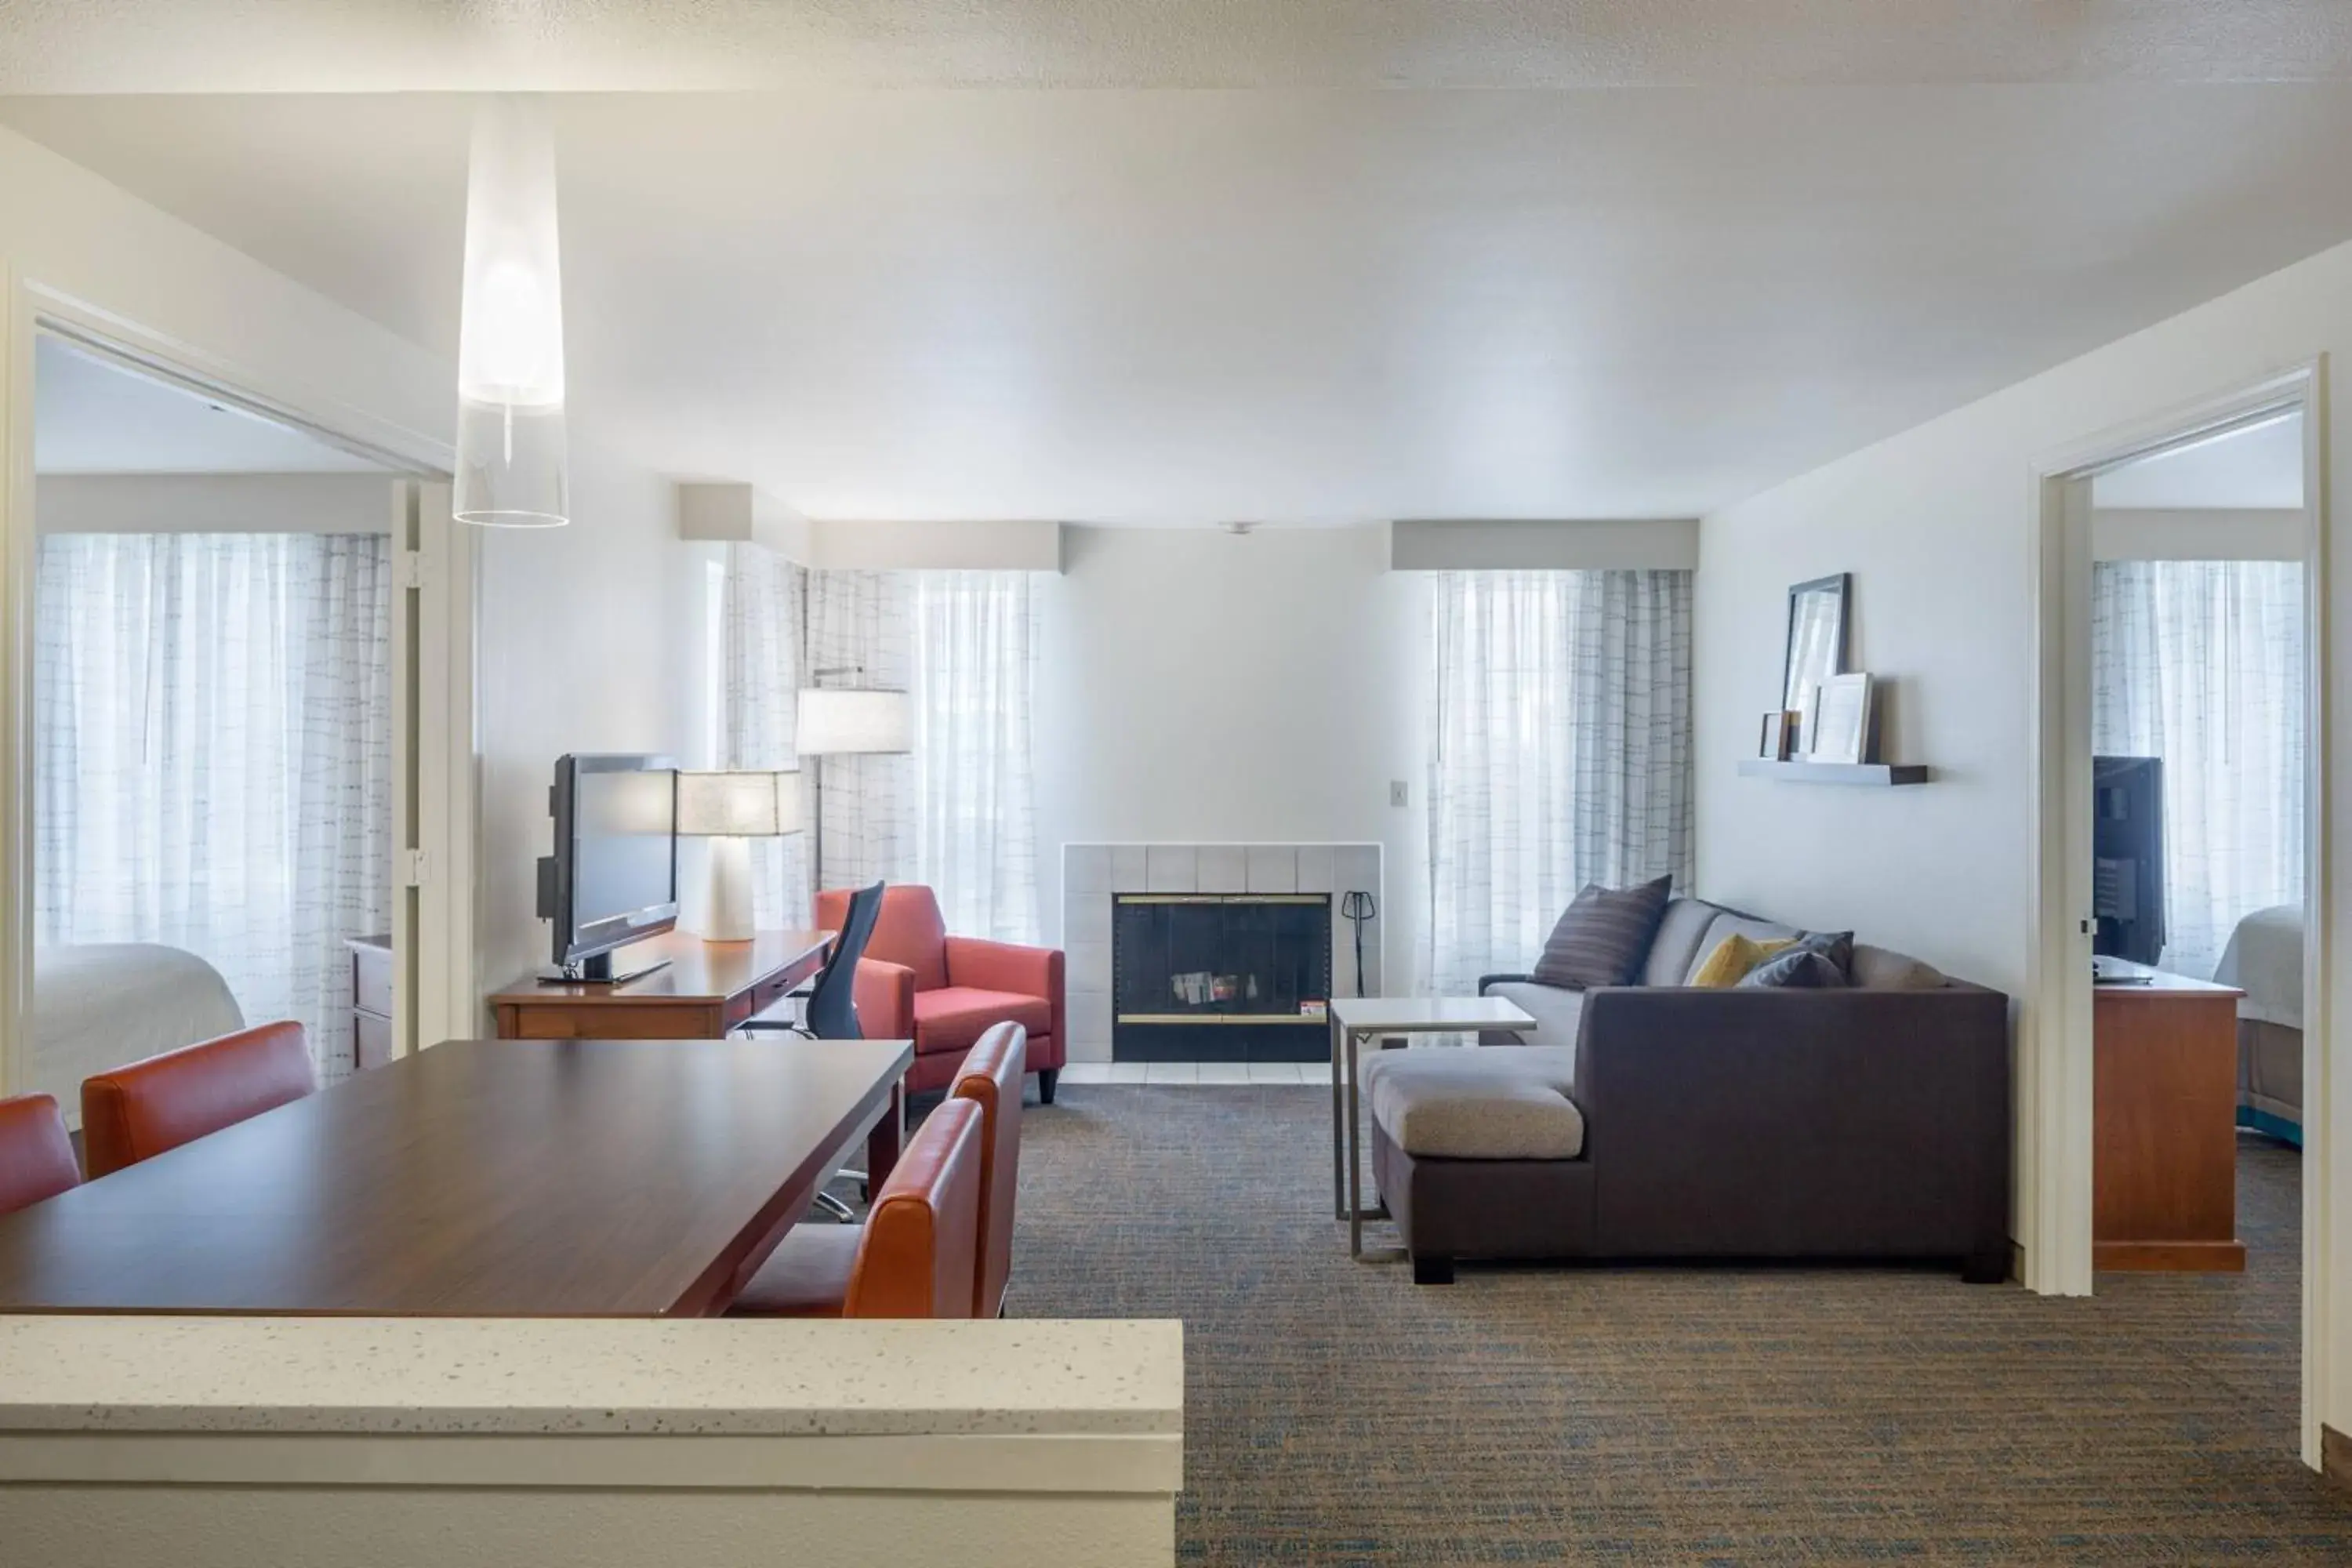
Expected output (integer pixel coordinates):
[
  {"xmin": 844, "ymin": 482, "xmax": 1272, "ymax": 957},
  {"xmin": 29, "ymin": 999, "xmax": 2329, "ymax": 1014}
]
[
  {"xmin": 740, "ymin": 880, "xmax": 884, "ymax": 1040},
  {"xmin": 739, "ymin": 880, "xmax": 885, "ymax": 1219}
]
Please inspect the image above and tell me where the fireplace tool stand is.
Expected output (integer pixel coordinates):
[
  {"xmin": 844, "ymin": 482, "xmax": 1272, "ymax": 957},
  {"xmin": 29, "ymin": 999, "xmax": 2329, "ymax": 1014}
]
[{"xmin": 1339, "ymin": 890, "xmax": 1376, "ymax": 996}]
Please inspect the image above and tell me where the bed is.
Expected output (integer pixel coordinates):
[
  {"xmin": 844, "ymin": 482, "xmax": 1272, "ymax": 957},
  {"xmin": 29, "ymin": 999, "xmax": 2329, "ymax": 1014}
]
[
  {"xmin": 30, "ymin": 944, "xmax": 245, "ymax": 1124},
  {"xmin": 2211, "ymin": 905, "xmax": 2304, "ymax": 1146}
]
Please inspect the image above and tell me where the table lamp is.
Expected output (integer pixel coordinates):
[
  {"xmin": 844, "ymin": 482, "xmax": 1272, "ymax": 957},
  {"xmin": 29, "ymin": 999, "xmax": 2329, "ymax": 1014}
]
[
  {"xmin": 795, "ymin": 685, "xmax": 913, "ymax": 894},
  {"xmin": 677, "ymin": 769, "xmax": 804, "ymax": 942}
]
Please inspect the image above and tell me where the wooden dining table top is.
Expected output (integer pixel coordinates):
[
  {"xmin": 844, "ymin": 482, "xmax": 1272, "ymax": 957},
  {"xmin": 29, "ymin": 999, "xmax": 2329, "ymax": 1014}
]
[{"xmin": 0, "ymin": 1036, "xmax": 913, "ymax": 1318}]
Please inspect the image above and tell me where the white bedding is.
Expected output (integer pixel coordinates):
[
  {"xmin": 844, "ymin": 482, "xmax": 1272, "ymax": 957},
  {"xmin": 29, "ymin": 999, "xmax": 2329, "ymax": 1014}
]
[
  {"xmin": 2212, "ymin": 904, "xmax": 2303, "ymax": 1032},
  {"xmin": 31, "ymin": 944, "xmax": 245, "ymax": 1116}
]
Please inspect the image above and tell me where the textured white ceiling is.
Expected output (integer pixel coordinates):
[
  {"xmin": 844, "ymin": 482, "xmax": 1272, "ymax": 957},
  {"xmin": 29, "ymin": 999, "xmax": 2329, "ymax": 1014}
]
[
  {"xmin": 9, "ymin": 88, "xmax": 2352, "ymax": 521},
  {"xmin": 34, "ymin": 335, "xmax": 394, "ymax": 475},
  {"xmin": 6, "ymin": 2, "xmax": 2352, "ymax": 91}
]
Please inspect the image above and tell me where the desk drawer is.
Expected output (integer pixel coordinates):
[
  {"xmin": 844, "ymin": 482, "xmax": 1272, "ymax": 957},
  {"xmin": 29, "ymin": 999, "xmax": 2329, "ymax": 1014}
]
[
  {"xmin": 350, "ymin": 938, "xmax": 394, "ymax": 1018},
  {"xmin": 503, "ymin": 1004, "xmax": 724, "ymax": 1040},
  {"xmin": 354, "ymin": 1009, "xmax": 394, "ymax": 1072}
]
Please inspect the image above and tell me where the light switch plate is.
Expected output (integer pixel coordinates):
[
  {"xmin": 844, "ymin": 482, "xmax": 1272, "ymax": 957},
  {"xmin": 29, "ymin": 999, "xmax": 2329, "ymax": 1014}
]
[{"xmin": 1389, "ymin": 780, "xmax": 1410, "ymax": 808}]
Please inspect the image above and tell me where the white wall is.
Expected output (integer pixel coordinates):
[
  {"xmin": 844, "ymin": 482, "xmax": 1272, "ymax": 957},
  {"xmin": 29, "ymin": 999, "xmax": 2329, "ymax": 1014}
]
[
  {"xmin": 473, "ymin": 437, "xmax": 721, "ymax": 992},
  {"xmin": 1390, "ymin": 517, "xmax": 1700, "ymax": 571},
  {"xmin": 1032, "ymin": 525, "xmax": 1429, "ymax": 989},
  {"xmin": 1693, "ymin": 234, "xmax": 2352, "ymax": 1439},
  {"xmin": 0, "ymin": 128, "xmax": 446, "ymax": 458},
  {"xmin": 34, "ymin": 472, "xmax": 396, "ymax": 534},
  {"xmin": 0, "ymin": 124, "xmax": 723, "ymax": 1015},
  {"xmin": 2091, "ymin": 506, "xmax": 2304, "ymax": 561}
]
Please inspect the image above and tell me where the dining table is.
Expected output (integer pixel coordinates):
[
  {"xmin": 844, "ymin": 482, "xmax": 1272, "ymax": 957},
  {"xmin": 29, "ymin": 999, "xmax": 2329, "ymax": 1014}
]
[{"xmin": 0, "ymin": 1035, "xmax": 913, "ymax": 1317}]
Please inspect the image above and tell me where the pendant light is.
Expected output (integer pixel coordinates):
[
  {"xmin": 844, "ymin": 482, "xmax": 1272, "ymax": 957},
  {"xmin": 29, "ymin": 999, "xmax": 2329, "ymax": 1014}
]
[{"xmin": 454, "ymin": 96, "xmax": 568, "ymax": 527}]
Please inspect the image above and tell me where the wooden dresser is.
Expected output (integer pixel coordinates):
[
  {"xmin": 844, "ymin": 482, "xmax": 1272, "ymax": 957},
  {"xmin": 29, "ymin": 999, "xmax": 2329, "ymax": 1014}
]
[
  {"xmin": 346, "ymin": 935, "xmax": 394, "ymax": 1073},
  {"xmin": 488, "ymin": 929, "xmax": 832, "ymax": 1040},
  {"xmin": 2094, "ymin": 959, "xmax": 2247, "ymax": 1272}
]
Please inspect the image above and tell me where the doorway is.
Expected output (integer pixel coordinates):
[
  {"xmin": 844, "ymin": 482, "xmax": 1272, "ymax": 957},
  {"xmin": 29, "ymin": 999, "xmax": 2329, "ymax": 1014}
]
[
  {"xmin": 0, "ymin": 309, "xmax": 478, "ymax": 1106},
  {"xmin": 2027, "ymin": 367, "xmax": 2328, "ymax": 1466}
]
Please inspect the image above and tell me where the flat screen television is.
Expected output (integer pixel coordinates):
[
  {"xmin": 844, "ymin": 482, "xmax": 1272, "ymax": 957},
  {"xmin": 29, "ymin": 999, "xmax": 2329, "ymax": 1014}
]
[
  {"xmin": 536, "ymin": 753, "xmax": 680, "ymax": 982},
  {"xmin": 2092, "ymin": 754, "xmax": 2166, "ymax": 968}
]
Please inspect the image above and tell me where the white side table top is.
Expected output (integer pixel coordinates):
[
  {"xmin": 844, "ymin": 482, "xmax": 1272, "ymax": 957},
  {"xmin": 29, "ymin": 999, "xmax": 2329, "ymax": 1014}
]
[{"xmin": 1327, "ymin": 996, "xmax": 1535, "ymax": 1033}]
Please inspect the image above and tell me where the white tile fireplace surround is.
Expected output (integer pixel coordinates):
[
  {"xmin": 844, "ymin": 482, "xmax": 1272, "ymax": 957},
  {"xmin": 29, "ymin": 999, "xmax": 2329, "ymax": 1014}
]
[{"xmin": 1061, "ymin": 843, "xmax": 1384, "ymax": 1062}]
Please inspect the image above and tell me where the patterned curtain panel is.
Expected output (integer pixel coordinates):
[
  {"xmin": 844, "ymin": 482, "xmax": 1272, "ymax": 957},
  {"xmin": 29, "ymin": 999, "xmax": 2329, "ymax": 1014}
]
[
  {"xmin": 720, "ymin": 541, "xmax": 812, "ymax": 927},
  {"xmin": 2092, "ymin": 558, "xmax": 2304, "ymax": 980},
  {"xmin": 742, "ymin": 564, "xmax": 1040, "ymax": 942},
  {"xmin": 1424, "ymin": 569, "xmax": 1694, "ymax": 996},
  {"xmin": 34, "ymin": 532, "xmax": 393, "ymax": 1079},
  {"xmin": 805, "ymin": 569, "xmax": 920, "ymax": 895}
]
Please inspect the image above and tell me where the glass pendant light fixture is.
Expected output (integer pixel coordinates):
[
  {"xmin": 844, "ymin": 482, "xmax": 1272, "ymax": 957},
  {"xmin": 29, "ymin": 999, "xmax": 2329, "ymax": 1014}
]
[{"xmin": 454, "ymin": 96, "xmax": 568, "ymax": 527}]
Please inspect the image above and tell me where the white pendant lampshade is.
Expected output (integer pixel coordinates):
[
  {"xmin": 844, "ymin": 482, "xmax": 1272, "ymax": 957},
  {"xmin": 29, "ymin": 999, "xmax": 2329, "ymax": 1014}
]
[
  {"xmin": 795, "ymin": 688, "xmax": 913, "ymax": 756},
  {"xmin": 454, "ymin": 96, "xmax": 568, "ymax": 528}
]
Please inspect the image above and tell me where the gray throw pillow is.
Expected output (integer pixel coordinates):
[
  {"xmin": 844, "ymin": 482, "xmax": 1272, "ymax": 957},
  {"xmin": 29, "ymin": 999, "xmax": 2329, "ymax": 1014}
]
[
  {"xmin": 1739, "ymin": 929, "xmax": 1856, "ymax": 989},
  {"xmin": 1530, "ymin": 876, "xmax": 1673, "ymax": 990}
]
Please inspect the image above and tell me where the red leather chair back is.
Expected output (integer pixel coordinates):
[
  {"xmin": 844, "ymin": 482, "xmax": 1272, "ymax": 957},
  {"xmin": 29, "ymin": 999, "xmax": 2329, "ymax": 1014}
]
[
  {"xmin": 818, "ymin": 884, "xmax": 949, "ymax": 993},
  {"xmin": 952, "ymin": 1022, "xmax": 1025, "ymax": 1318},
  {"xmin": 843, "ymin": 1097, "xmax": 985, "ymax": 1319},
  {"xmin": 82, "ymin": 1022, "xmax": 318, "ymax": 1179},
  {"xmin": 0, "ymin": 1094, "xmax": 79, "ymax": 1215}
]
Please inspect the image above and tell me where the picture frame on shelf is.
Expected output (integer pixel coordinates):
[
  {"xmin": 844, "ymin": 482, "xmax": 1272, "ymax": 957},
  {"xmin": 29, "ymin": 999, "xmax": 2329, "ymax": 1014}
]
[
  {"xmin": 1759, "ymin": 710, "xmax": 1795, "ymax": 761},
  {"xmin": 1808, "ymin": 673, "xmax": 1874, "ymax": 765},
  {"xmin": 1780, "ymin": 573, "xmax": 1850, "ymax": 742}
]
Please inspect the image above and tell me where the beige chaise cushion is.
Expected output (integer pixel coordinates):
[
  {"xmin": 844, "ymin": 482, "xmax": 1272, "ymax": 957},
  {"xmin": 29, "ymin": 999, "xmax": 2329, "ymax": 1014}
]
[{"xmin": 1363, "ymin": 1047, "xmax": 1585, "ymax": 1160}]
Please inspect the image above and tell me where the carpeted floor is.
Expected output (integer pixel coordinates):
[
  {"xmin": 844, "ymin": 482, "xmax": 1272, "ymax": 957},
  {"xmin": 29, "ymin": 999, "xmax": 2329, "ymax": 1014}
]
[{"xmin": 1007, "ymin": 1084, "xmax": 2350, "ymax": 1564}]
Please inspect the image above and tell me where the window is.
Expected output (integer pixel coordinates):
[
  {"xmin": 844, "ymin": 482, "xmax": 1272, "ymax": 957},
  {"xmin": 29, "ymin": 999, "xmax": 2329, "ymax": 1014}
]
[{"xmin": 1423, "ymin": 570, "xmax": 1693, "ymax": 994}]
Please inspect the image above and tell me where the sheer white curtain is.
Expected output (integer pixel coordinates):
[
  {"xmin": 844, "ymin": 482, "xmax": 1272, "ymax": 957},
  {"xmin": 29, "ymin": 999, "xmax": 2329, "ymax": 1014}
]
[
  {"xmin": 1424, "ymin": 570, "xmax": 1693, "ymax": 996},
  {"xmin": 2092, "ymin": 558, "xmax": 2303, "ymax": 979},
  {"xmin": 731, "ymin": 562, "xmax": 1039, "ymax": 941},
  {"xmin": 34, "ymin": 532, "xmax": 393, "ymax": 1078},
  {"xmin": 720, "ymin": 542, "xmax": 811, "ymax": 927},
  {"xmin": 911, "ymin": 572, "xmax": 1039, "ymax": 943}
]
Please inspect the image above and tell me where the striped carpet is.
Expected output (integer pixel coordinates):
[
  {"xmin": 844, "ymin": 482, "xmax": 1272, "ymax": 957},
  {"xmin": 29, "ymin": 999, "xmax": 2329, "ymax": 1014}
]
[{"xmin": 1007, "ymin": 1084, "xmax": 2350, "ymax": 1564}]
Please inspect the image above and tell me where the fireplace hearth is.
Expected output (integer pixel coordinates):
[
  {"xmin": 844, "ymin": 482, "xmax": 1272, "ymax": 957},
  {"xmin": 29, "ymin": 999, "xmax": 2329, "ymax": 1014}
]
[{"xmin": 1112, "ymin": 893, "xmax": 1333, "ymax": 1062}]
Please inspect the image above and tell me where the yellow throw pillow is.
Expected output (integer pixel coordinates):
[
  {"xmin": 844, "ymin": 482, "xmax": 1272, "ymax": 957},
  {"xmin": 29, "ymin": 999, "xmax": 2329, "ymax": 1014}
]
[{"xmin": 1690, "ymin": 933, "xmax": 1796, "ymax": 989}]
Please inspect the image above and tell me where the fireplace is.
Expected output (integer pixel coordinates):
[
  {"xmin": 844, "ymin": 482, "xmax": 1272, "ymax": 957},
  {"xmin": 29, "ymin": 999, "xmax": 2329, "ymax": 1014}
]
[{"xmin": 1112, "ymin": 893, "xmax": 1333, "ymax": 1062}]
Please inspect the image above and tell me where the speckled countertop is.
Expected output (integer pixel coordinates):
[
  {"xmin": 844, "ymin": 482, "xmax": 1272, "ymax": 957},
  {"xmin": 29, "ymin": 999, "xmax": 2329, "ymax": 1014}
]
[{"xmin": 0, "ymin": 1316, "xmax": 1183, "ymax": 1436}]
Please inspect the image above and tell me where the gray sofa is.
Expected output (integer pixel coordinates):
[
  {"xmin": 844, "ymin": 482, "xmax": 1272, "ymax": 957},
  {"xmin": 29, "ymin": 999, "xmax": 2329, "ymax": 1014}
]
[{"xmin": 1365, "ymin": 897, "xmax": 2010, "ymax": 1284}]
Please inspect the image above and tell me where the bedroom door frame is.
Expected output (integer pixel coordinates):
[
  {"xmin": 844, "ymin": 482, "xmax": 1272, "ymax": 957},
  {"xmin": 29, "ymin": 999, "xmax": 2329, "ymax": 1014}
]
[
  {"xmin": 2024, "ymin": 358, "xmax": 2330, "ymax": 1468},
  {"xmin": 0, "ymin": 274, "xmax": 481, "ymax": 1092}
]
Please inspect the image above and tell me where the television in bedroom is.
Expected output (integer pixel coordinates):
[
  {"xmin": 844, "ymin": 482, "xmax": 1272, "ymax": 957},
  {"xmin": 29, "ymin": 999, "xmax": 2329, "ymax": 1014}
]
[
  {"xmin": 536, "ymin": 753, "xmax": 680, "ymax": 982},
  {"xmin": 2092, "ymin": 754, "xmax": 2166, "ymax": 969}
]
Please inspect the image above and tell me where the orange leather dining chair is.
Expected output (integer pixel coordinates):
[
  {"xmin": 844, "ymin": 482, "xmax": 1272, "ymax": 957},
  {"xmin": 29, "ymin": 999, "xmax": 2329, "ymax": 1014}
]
[
  {"xmin": 82, "ymin": 1021, "xmax": 318, "ymax": 1179},
  {"xmin": 0, "ymin": 1093, "xmax": 80, "ymax": 1215},
  {"xmin": 955, "ymin": 1022, "xmax": 1025, "ymax": 1318},
  {"xmin": 728, "ymin": 1096, "xmax": 986, "ymax": 1319}
]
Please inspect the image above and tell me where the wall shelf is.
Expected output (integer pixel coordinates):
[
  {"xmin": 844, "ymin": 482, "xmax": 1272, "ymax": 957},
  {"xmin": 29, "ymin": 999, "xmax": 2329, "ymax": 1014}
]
[{"xmin": 1737, "ymin": 759, "xmax": 1931, "ymax": 786}]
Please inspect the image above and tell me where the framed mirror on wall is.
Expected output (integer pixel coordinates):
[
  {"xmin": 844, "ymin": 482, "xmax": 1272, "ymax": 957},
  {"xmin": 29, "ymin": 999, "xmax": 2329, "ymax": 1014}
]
[{"xmin": 1781, "ymin": 572, "xmax": 1851, "ymax": 747}]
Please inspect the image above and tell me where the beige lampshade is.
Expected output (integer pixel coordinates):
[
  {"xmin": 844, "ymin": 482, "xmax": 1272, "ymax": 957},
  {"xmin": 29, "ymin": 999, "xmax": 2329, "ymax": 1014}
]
[
  {"xmin": 796, "ymin": 688, "xmax": 913, "ymax": 756},
  {"xmin": 675, "ymin": 770, "xmax": 804, "ymax": 838}
]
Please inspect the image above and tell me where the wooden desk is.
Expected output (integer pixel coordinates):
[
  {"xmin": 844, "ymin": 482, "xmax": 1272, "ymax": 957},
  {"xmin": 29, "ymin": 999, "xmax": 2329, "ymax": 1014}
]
[
  {"xmin": 0, "ymin": 1036, "xmax": 913, "ymax": 1316},
  {"xmin": 488, "ymin": 928, "xmax": 830, "ymax": 1040},
  {"xmin": 2095, "ymin": 960, "xmax": 2247, "ymax": 1272}
]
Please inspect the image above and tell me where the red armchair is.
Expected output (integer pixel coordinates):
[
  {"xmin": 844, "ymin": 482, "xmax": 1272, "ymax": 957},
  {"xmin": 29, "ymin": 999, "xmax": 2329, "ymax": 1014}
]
[{"xmin": 818, "ymin": 884, "xmax": 1066, "ymax": 1101}]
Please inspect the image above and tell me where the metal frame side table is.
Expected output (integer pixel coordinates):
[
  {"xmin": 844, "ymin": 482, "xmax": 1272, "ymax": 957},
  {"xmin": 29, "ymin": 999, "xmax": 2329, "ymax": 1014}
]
[{"xmin": 1327, "ymin": 996, "xmax": 1536, "ymax": 1258}]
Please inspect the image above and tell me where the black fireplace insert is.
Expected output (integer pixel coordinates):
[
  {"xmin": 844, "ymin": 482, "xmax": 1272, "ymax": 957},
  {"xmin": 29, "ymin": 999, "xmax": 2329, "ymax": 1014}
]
[{"xmin": 1111, "ymin": 893, "xmax": 1333, "ymax": 1062}]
